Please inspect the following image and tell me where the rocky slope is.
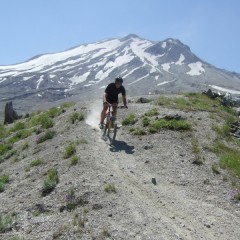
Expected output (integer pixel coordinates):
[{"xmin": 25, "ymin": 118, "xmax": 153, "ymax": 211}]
[{"xmin": 0, "ymin": 95, "xmax": 240, "ymax": 240}]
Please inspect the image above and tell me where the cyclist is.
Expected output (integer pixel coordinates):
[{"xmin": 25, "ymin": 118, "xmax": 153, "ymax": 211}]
[{"xmin": 99, "ymin": 77, "xmax": 128, "ymax": 129}]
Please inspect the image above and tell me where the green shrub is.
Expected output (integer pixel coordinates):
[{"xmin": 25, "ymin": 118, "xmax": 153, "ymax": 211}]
[
  {"xmin": 7, "ymin": 129, "xmax": 32, "ymax": 144},
  {"xmin": 142, "ymin": 116, "xmax": 151, "ymax": 127},
  {"xmin": 220, "ymin": 153, "xmax": 240, "ymax": 177},
  {"xmin": 104, "ymin": 183, "xmax": 116, "ymax": 193},
  {"xmin": 144, "ymin": 108, "xmax": 159, "ymax": 117},
  {"xmin": 70, "ymin": 155, "xmax": 79, "ymax": 166},
  {"xmin": 60, "ymin": 102, "xmax": 76, "ymax": 108},
  {"xmin": 0, "ymin": 124, "xmax": 7, "ymax": 139},
  {"xmin": 0, "ymin": 144, "xmax": 13, "ymax": 157},
  {"xmin": 21, "ymin": 141, "xmax": 29, "ymax": 150},
  {"xmin": 0, "ymin": 213, "xmax": 15, "ymax": 233},
  {"xmin": 64, "ymin": 143, "xmax": 76, "ymax": 158},
  {"xmin": 42, "ymin": 169, "xmax": 59, "ymax": 196},
  {"xmin": 122, "ymin": 114, "xmax": 137, "ymax": 125},
  {"xmin": 130, "ymin": 127, "xmax": 146, "ymax": 136},
  {"xmin": 213, "ymin": 141, "xmax": 240, "ymax": 177},
  {"xmin": 30, "ymin": 158, "xmax": 43, "ymax": 167},
  {"xmin": 9, "ymin": 122, "xmax": 26, "ymax": 132},
  {"xmin": 47, "ymin": 107, "xmax": 62, "ymax": 118},
  {"xmin": 149, "ymin": 119, "xmax": 191, "ymax": 132},
  {"xmin": 70, "ymin": 112, "xmax": 84, "ymax": 124},
  {"xmin": 0, "ymin": 174, "xmax": 10, "ymax": 192},
  {"xmin": 36, "ymin": 130, "xmax": 56, "ymax": 144},
  {"xmin": 30, "ymin": 113, "xmax": 54, "ymax": 129}
]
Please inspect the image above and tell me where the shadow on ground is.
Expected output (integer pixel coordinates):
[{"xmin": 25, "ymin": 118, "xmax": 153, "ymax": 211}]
[{"xmin": 109, "ymin": 140, "xmax": 135, "ymax": 154}]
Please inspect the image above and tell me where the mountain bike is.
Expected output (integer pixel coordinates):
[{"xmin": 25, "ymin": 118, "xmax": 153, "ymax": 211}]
[{"xmin": 102, "ymin": 104, "xmax": 126, "ymax": 144}]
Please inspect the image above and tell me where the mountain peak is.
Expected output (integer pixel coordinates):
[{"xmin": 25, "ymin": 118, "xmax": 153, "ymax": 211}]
[{"xmin": 121, "ymin": 34, "xmax": 141, "ymax": 41}]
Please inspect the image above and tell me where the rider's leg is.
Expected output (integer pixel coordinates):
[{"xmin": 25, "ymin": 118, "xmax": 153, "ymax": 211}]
[
  {"xmin": 112, "ymin": 103, "xmax": 118, "ymax": 118},
  {"xmin": 100, "ymin": 102, "xmax": 109, "ymax": 124}
]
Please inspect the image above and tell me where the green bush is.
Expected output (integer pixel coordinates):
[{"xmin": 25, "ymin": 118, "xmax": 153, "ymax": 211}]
[
  {"xmin": 60, "ymin": 102, "xmax": 76, "ymax": 108},
  {"xmin": 47, "ymin": 107, "xmax": 62, "ymax": 118},
  {"xmin": 42, "ymin": 169, "xmax": 59, "ymax": 196},
  {"xmin": 64, "ymin": 143, "xmax": 76, "ymax": 158},
  {"xmin": 150, "ymin": 119, "xmax": 191, "ymax": 132},
  {"xmin": 70, "ymin": 112, "xmax": 84, "ymax": 124},
  {"xmin": 36, "ymin": 130, "xmax": 56, "ymax": 144},
  {"xmin": 30, "ymin": 158, "xmax": 43, "ymax": 167},
  {"xmin": 144, "ymin": 108, "xmax": 159, "ymax": 117},
  {"xmin": 0, "ymin": 174, "xmax": 10, "ymax": 192},
  {"xmin": 0, "ymin": 213, "xmax": 15, "ymax": 233},
  {"xmin": 9, "ymin": 122, "xmax": 26, "ymax": 132},
  {"xmin": 213, "ymin": 141, "xmax": 240, "ymax": 177},
  {"xmin": 21, "ymin": 141, "xmax": 29, "ymax": 150},
  {"xmin": 30, "ymin": 113, "xmax": 54, "ymax": 129},
  {"xmin": 122, "ymin": 114, "xmax": 137, "ymax": 125},
  {"xmin": 104, "ymin": 183, "xmax": 116, "ymax": 193},
  {"xmin": 129, "ymin": 127, "xmax": 146, "ymax": 136},
  {"xmin": 70, "ymin": 155, "xmax": 79, "ymax": 166},
  {"xmin": 0, "ymin": 144, "xmax": 12, "ymax": 156},
  {"xmin": 7, "ymin": 129, "xmax": 32, "ymax": 144},
  {"xmin": 0, "ymin": 124, "xmax": 7, "ymax": 139},
  {"xmin": 142, "ymin": 116, "xmax": 151, "ymax": 127}
]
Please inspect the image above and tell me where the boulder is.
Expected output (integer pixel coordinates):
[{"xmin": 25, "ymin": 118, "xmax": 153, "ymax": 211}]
[{"xmin": 4, "ymin": 101, "xmax": 19, "ymax": 124}]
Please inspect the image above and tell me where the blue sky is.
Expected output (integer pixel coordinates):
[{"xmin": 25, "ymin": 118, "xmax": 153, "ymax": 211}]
[{"xmin": 0, "ymin": 0, "xmax": 239, "ymax": 73}]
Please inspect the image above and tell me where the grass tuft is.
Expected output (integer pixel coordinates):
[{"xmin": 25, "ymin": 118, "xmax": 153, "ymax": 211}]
[{"xmin": 42, "ymin": 169, "xmax": 59, "ymax": 196}]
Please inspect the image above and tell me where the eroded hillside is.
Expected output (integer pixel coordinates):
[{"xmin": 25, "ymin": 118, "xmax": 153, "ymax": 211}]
[{"xmin": 0, "ymin": 94, "xmax": 240, "ymax": 240}]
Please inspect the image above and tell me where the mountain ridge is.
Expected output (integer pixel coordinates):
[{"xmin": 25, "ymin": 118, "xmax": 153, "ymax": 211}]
[{"xmin": 0, "ymin": 34, "xmax": 240, "ymax": 117}]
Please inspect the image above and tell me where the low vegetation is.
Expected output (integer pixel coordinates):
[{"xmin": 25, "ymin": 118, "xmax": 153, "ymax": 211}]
[
  {"xmin": 42, "ymin": 169, "xmax": 59, "ymax": 196},
  {"xmin": 36, "ymin": 130, "xmax": 56, "ymax": 144},
  {"xmin": 104, "ymin": 183, "xmax": 116, "ymax": 193},
  {"xmin": 30, "ymin": 158, "xmax": 43, "ymax": 168},
  {"xmin": 70, "ymin": 155, "xmax": 79, "ymax": 166},
  {"xmin": 0, "ymin": 174, "xmax": 10, "ymax": 192},
  {"xmin": 122, "ymin": 113, "xmax": 137, "ymax": 125},
  {"xmin": 64, "ymin": 143, "xmax": 76, "ymax": 158},
  {"xmin": 70, "ymin": 112, "xmax": 85, "ymax": 124},
  {"xmin": 0, "ymin": 213, "xmax": 15, "ymax": 233}
]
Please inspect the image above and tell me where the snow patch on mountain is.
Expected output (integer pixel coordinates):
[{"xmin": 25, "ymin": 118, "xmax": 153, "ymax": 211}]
[
  {"xmin": 186, "ymin": 62, "xmax": 205, "ymax": 76},
  {"xmin": 162, "ymin": 63, "xmax": 171, "ymax": 72},
  {"xmin": 70, "ymin": 72, "xmax": 90, "ymax": 87},
  {"xmin": 175, "ymin": 54, "xmax": 185, "ymax": 65},
  {"xmin": 210, "ymin": 85, "xmax": 240, "ymax": 94},
  {"xmin": 36, "ymin": 75, "xmax": 44, "ymax": 89},
  {"xmin": 128, "ymin": 73, "xmax": 149, "ymax": 85}
]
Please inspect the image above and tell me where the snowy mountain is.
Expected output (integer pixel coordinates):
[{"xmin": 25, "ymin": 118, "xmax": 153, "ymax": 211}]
[{"xmin": 0, "ymin": 34, "xmax": 240, "ymax": 113}]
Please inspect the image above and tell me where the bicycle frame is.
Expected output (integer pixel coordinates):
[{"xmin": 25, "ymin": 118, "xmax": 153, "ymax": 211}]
[{"xmin": 102, "ymin": 105, "xmax": 118, "ymax": 144}]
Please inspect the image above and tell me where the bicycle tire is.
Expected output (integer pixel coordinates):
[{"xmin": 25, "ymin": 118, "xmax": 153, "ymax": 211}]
[{"xmin": 109, "ymin": 121, "xmax": 117, "ymax": 144}]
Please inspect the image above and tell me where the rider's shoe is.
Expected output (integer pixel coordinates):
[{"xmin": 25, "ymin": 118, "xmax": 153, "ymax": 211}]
[
  {"xmin": 99, "ymin": 123, "xmax": 104, "ymax": 129},
  {"xmin": 117, "ymin": 124, "xmax": 122, "ymax": 129}
]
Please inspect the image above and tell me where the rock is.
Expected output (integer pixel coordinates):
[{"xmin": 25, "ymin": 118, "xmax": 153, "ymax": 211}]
[
  {"xmin": 143, "ymin": 145, "xmax": 153, "ymax": 150},
  {"xmin": 4, "ymin": 101, "xmax": 19, "ymax": 124},
  {"xmin": 92, "ymin": 203, "xmax": 103, "ymax": 210},
  {"xmin": 136, "ymin": 97, "xmax": 151, "ymax": 103},
  {"xmin": 152, "ymin": 178, "xmax": 157, "ymax": 185}
]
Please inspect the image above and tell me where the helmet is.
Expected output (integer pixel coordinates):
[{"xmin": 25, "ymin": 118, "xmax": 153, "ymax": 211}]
[{"xmin": 115, "ymin": 77, "xmax": 123, "ymax": 83}]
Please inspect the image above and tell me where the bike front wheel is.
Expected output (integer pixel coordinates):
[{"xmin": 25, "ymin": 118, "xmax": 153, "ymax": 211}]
[{"xmin": 108, "ymin": 121, "xmax": 117, "ymax": 145}]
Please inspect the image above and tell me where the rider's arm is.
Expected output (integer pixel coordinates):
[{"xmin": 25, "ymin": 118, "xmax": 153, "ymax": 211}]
[{"xmin": 103, "ymin": 93, "xmax": 108, "ymax": 103}]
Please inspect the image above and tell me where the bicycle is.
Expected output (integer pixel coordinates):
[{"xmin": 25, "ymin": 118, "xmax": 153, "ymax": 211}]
[{"xmin": 102, "ymin": 104, "xmax": 126, "ymax": 144}]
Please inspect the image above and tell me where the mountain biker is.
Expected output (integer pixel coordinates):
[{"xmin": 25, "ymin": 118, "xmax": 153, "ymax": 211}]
[{"xmin": 99, "ymin": 77, "xmax": 128, "ymax": 129}]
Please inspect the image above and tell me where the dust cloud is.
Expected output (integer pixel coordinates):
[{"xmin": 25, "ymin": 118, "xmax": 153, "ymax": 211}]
[{"xmin": 86, "ymin": 101, "xmax": 102, "ymax": 130}]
